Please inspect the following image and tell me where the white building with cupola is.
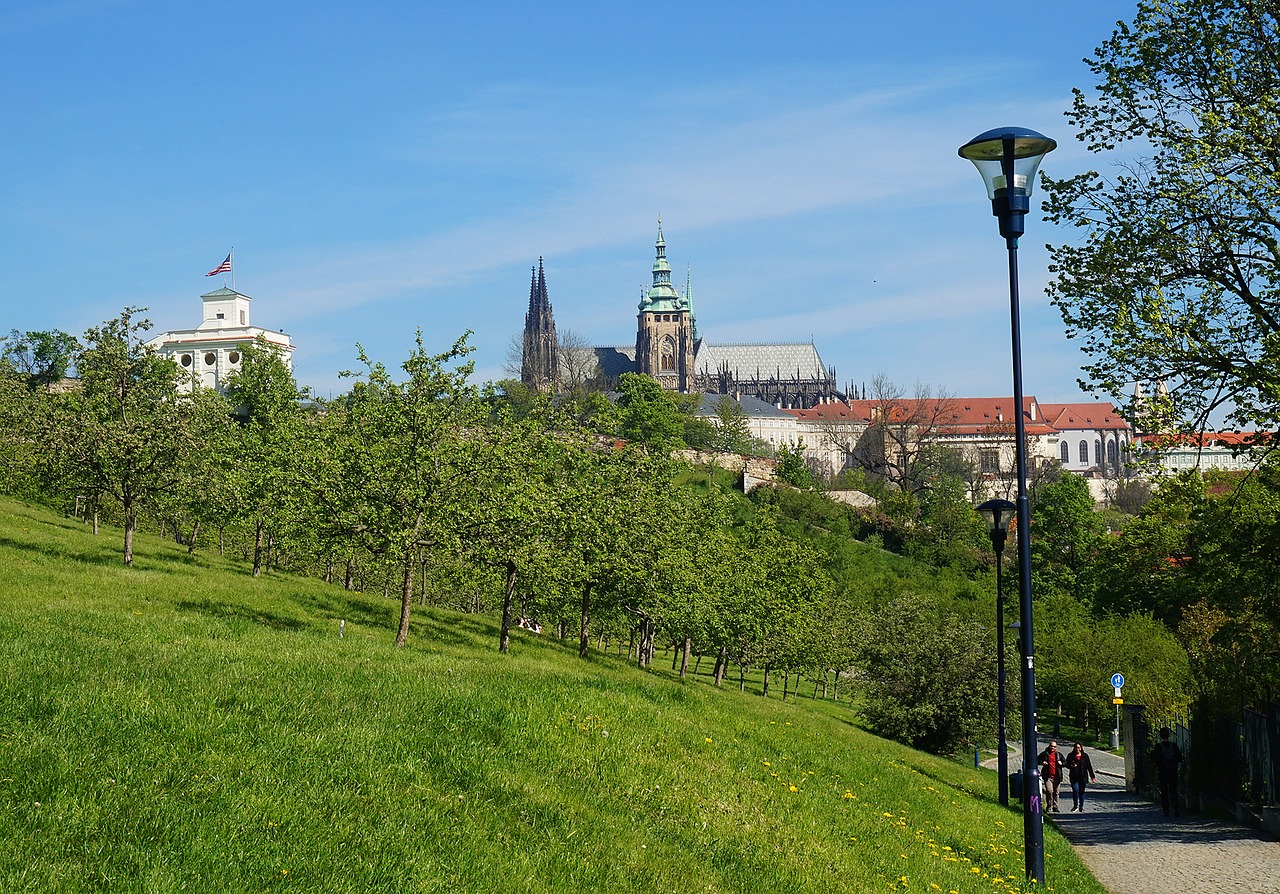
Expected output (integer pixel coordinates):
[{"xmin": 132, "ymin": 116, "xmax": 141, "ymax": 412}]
[{"xmin": 147, "ymin": 287, "xmax": 294, "ymax": 393}]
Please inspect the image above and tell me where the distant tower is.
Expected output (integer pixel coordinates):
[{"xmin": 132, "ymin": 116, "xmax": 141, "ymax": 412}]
[
  {"xmin": 635, "ymin": 222, "xmax": 695, "ymax": 392},
  {"xmin": 521, "ymin": 258, "xmax": 559, "ymax": 391}
]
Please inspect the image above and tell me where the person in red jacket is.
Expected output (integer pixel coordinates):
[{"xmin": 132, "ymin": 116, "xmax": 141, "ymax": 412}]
[{"xmin": 1037, "ymin": 740, "xmax": 1066, "ymax": 812}]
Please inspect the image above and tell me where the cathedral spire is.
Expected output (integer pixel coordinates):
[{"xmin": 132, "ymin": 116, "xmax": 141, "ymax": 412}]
[
  {"xmin": 640, "ymin": 220, "xmax": 681, "ymax": 310},
  {"xmin": 521, "ymin": 257, "xmax": 558, "ymax": 391}
]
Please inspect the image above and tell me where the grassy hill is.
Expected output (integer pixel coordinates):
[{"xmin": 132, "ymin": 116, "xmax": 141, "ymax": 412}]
[{"xmin": 0, "ymin": 497, "xmax": 1106, "ymax": 894}]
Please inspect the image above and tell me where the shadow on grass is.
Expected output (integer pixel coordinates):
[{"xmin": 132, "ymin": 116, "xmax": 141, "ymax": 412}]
[{"xmin": 175, "ymin": 598, "xmax": 308, "ymax": 632}]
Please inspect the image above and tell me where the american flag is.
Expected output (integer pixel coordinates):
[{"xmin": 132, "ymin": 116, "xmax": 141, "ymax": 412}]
[{"xmin": 206, "ymin": 254, "xmax": 232, "ymax": 276}]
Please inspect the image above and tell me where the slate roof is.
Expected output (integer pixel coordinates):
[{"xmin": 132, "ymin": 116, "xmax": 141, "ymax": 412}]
[
  {"xmin": 694, "ymin": 342, "xmax": 831, "ymax": 381},
  {"xmin": 691, "ymin": 392, "xmax": 796, "ymax": 418}
]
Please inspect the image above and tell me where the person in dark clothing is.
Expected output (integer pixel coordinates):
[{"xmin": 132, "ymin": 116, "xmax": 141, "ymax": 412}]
[
  {"xmin": 1037, "ymin": 740, "xmax": 1065, "ymax": 812},
  {"xmin": 1064, "ymin": 742, "xmax": 1097, "ymax": 811},
  {"xmin": 1151, "ymin": 727, "xmax": 1184, "ymax": 817}
]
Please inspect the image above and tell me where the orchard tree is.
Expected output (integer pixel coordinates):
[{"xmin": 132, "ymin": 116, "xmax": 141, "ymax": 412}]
[
  {"xmin": 223, "ymin": 337, "xmax": 310, "ymax": 576},
  {"xmin": 50, "ymin": 308, "xmax": 212, "ymax": 564},
  {"xmin": 326, "ymin": 332, "xmax": 486, "ymax": 647},
  {"xmin": 1043, "ymin": 0, "xmax": 1280, "ymax": 433}
]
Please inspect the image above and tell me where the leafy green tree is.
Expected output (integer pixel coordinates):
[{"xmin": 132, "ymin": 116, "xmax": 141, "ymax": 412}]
[
  {"xmin": 614, "ymin": 373, "xmax": 685, "ymax": 452},
  {"xmin": 911, "ymin": 469, "xmax": 985, "ymax": 571},
  {"xmin": 1043, "ymin": 0, "xmax": 1280, "ymax": 432},
  {"xmin": 776, "ymin": 440, "xmax": 814, "ymax": 488},
  {"xmin": 1030, "ymin": 471, "xmax": 1105, "ymax": 600},
  {"xmin": 148, "ymin": 386, "xmax": 237, "ymax": 553},
  {"xmin": 1178, "ymin": 461, "xmax": 1280, "ymax": 709},
  {"xmin": 852, "ymin": 591, "xmax": 995, "ymax": 754},
  {"xmin": 223, "ymin": 337, "xmax": 310, "ymax": 576},
  {"xmin": 1085, "ymin": 473, "xmax": 1202, "ymax": 623},
  {"xmin": 461, "ymin": 394, "xmax": 579, "ymax": 652},
  {"xmin": 324, "ymin": 332, "xmax": 485, "ymax": 647},
  {"xmin": 548, "ymin": 441, "xmax": 673, "ymax": 660},
  {"xmin": 706, "ymin": 394, "xmax": 753, "ymax": 453},
  {"xmin": 0, "ymin": 371, "xmax": 39, "ymax": 495},
  {"xmin": 1, "ymin": 329, "xmax": 78, "ymax": 391},
  {"xmin": 48, "ymin": 308, "xmax": 209, "ymax": 564}
]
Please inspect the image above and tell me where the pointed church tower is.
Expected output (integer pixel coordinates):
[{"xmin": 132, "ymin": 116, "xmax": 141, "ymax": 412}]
[
  {"xmin": 521, "ymin": 258, "xmax": 559, "ymax": 391},
  {"xmin": 635, "ymin": 222, "xmax": 695, "ymax": 392}
]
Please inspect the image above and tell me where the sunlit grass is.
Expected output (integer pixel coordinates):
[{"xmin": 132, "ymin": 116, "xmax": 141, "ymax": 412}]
[{"xmin": 0, "ymin": 496, "xmax": 1107, "ymax": 893}]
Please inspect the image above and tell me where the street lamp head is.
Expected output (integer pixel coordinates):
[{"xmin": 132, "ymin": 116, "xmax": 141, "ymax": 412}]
[
  {"xmin": 976, "ymin": 498, "xmax": 1017, "ymax": 551},
  {"xmin": 958, "ymin": 127, "xmax": 1056, "ymax": 243},
  {"xmin": 958, "ymin": 127, "xmax": 1057, "ymax": 199}
]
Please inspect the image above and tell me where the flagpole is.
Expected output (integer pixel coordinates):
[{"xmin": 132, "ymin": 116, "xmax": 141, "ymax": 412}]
[{"xmin": 230, "ymin": 247, "xmax": 235, "ymax": 291}]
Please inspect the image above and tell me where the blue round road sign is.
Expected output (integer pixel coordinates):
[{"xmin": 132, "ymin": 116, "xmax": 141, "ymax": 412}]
[{"xmin": 1111, "ymin": 672, "xmax": 1125, "ymax": 689}]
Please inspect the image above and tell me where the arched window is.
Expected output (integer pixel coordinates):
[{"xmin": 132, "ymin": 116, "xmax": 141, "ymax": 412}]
[
  {"xmin": 1108, "ymin": 439, "xmax": 1118, "ymax": 468},
  {"xmin": 1095, "ymin": 440, "xmax": 1102, "ymax": 466},
  {"xmin": 659, "ymin": 335, "xmax": 676, "ymax": 372},
  {"xmin": 1078, "ymin": 440, "xmax": 1089, "ymax": 464},
  {"xmin": 1060, "ymin": 441, "xmax": 1069, "ymax": 463}
]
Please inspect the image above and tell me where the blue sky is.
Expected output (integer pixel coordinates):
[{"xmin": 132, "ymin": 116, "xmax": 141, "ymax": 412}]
[{"xmin": 1, "ymin": 0, "xmax": 1138, "ymax": 403}]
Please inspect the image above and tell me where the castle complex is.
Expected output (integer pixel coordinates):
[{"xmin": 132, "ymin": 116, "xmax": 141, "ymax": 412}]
[
  {"xmin": 520, "ymin": 225, "xmax": 1141, "ymax": 495},
  {"xmin": 521, "ymin": 224, "xmax": 845, "ymax": 408}
]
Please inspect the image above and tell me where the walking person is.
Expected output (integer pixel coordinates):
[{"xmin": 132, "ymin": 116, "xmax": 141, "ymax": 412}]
[
  {"xmin": 1064, "ymin": 742, "xmax": 1097, "ymax": 811},
  {"xmin": 1151, "ymin": 727, "xmax": 1184, "ymax": 817},
  {"xmin": 1037, "ymin": 740, "xmax": 1065, "ymax": 812}
]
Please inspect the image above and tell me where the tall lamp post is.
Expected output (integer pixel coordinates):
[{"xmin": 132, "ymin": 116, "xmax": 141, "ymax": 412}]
[
  {"xmin": 959, "ymin": 126, "xmax": 1056, "ymax": 885},
  {"xmin": 976, "ymin": 498, "xmax": 1016, "ymax": 807}
]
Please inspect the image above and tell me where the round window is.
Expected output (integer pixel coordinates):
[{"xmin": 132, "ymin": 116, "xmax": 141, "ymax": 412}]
[
  {"xmin": 228, "ymin": 351, "xmax": 240, "ymax": 364},
  {"xmin": 204, "ymin": 353, "xmax": 216, "ymax": 366},
  {"xmin": 180, "ymin": 354, "xmax": 193, "ymax": 367}
]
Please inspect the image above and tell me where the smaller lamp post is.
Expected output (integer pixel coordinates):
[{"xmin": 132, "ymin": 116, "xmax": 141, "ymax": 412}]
[{"xmin": 977, "ymin": 498, "xmax": 1016, "ymax": 807}]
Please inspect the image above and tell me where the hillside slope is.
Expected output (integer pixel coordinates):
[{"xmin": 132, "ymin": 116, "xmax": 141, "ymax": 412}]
[{"xmin": 0, "ymin": 497, "xmax": 1106, "ymax": 894}]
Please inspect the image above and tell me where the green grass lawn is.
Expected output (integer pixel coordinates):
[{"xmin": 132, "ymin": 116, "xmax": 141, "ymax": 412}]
[{"xmin": 0, "ymin": 497, "xmax": 1107, "ymax": 893}]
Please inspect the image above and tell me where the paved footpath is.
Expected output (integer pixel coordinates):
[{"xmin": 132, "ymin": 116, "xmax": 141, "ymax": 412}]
[{"xmin": 988, "ymin": 736, "xmax": 1280, "ymax": 894}]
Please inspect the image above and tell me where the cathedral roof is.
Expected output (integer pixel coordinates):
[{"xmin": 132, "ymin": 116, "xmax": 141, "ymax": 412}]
[{"xmin": 694, "ymin": 342, "xmax": 831, "ymax": 381}]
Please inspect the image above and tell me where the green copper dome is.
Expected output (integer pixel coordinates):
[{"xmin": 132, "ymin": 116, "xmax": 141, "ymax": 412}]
[{"xmin": 638, "ymin": 222, "xmax": 688, "ymax": 313}]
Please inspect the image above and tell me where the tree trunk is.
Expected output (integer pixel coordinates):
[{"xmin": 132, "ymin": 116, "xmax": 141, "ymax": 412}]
[
  {"xmin": 679, "ymin": 637, "xmax": 691, "ymax": 679},
  {"xmin": 187, "ymin": 519, "xmax": 200, "ymax": 554},
  {"xmin": 762, "ymin": 666, "xmax": 771, "ymax": 697},
  {"xmin": 578, "ymin": 582, "xmax": 592, "ymax": 659},
  {"xmin": 500, "ymin": 559, "xmax": 517, "ymax": 654},
  {"xmin": 739, "ymin": 664, "xmax": 746, "ymax": 692},
  {"xmin": 123, "ymin": 506, "xmax": 136, "ymax": 566},
  {"xmin": 394, "ymin": 550, "xmax": 414, "ymax": 648},
  {"xmin": 345, "ymin": 556, "xmax": 356, "ymax": 591},
  {"xmin": 252, "ymin": 518, "xmax": 265, "ymax": 578},
  {"xmin": 782, "ymin": 669, "xmax": 789, "ymax": 701},
  {"xmin": 713, "ymin": 645, "xmax": 727, "ymax": 687}
]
